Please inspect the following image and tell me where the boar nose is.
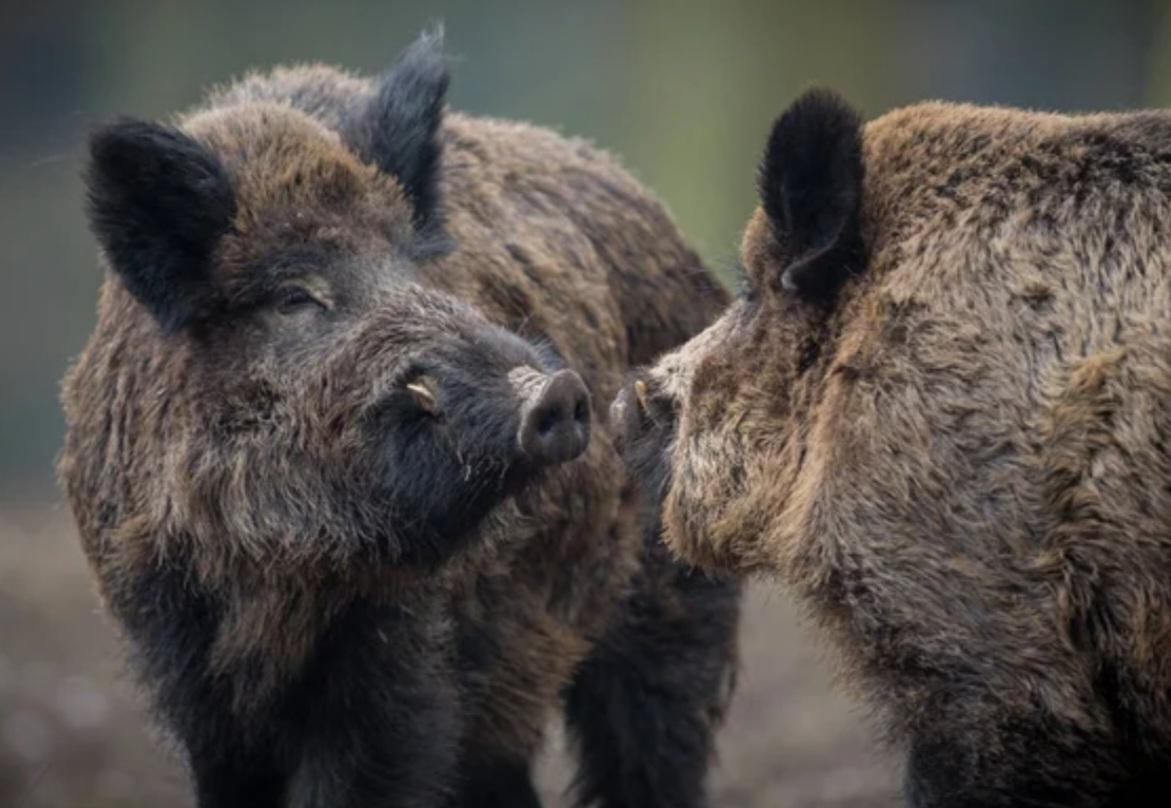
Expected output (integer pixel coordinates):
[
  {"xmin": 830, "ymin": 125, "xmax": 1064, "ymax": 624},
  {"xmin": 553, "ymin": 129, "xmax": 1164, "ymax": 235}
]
[{"xmin": 518, "ymin": 369, "xmax": 591, "ymax": 466}]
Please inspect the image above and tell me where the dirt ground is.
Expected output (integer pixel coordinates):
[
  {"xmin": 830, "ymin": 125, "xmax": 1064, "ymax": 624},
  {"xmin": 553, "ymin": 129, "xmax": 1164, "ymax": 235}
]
[{"xmin": 0, "ymin": 503, "xmax": 899, "ymax": 808}]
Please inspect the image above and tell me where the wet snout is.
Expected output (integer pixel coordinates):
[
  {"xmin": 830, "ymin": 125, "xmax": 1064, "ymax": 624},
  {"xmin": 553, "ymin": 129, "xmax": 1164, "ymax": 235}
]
[{"xmin": 515, "ymin": 368, "xmax": 591, "ymax": 466}]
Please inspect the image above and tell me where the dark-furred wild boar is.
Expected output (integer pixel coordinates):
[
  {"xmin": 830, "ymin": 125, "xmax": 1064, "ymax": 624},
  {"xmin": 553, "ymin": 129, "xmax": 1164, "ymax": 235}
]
[{"xmin": 60, "ymin": 31, "xmax": 739, "ymax": 808}]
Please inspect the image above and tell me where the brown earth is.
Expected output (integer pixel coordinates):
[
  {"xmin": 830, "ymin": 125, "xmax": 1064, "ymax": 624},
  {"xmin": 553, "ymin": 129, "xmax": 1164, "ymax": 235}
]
[{"xmin": 0, "ymin": 503, "xmax": 898, "ymax": 807}]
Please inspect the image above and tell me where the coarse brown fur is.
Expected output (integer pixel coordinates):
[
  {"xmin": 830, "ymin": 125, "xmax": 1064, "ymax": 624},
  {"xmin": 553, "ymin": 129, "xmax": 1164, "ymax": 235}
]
[
  {"xmin": 60, "ymin": 33, "xmax": 737, "ymax": 808},
  {"xmin": 615, "ymin": 92, "xmax": 1171, "ymax": 806}
]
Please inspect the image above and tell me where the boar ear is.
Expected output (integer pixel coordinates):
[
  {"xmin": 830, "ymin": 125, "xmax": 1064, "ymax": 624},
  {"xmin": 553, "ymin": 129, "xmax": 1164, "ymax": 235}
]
[
  {"xmin": 759, "ymin": 89, "xmax": 864, "ymax": 304},
  {"xmin": 86, "ymin": 119, "xmax": 235, "ymax": 332},
  {"xmin": 348, "ymin": 27, "xmax": 449, "ymax": 233}
]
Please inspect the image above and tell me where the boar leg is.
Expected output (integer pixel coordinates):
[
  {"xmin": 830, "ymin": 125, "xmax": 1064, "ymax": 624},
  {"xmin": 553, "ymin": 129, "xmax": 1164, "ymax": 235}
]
[
  {"xmin": 456, "ymin": 756, "xmax": 542, "ymax": 808},
  {"xmin": 564, "ymin": 546, "xmax": 739, "ymax": 808},
  {"xmin": 190, "ymin": 743, "xmax": 283, "ymax": 808},
  {"xmin": 287, "ymin": 599, "xmax": 462, "ymax": 808},
  {"xmin": 903, "ymin": 696, "xmax": 1126, "ymax": 808}
]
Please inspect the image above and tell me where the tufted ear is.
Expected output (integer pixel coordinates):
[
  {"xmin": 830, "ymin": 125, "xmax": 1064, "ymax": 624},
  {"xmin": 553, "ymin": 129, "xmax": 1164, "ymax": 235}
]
[
  {"xmin": 759, "ymin": 89, "xmax": 864, "ymax": 304},
  {"xmin": 347, "ymin": 27, "xmax": 449, "ymax": 234},
  {"xmin": 86, "ymin": 118, "xmax": 236, "ymax": 332}
]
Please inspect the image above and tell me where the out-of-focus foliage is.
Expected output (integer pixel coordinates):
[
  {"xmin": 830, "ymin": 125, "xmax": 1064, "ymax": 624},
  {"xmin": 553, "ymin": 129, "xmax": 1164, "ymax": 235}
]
[{"xmin": 2, "ymin": 0, "xmax": 1168, "ymax": 495}]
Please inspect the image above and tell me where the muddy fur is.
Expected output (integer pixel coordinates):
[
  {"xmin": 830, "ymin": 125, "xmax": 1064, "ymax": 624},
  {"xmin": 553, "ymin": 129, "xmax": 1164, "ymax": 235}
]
[
  {"xmin": 60, "ymin": 32, "xmax": 738, "ymax": 808},
  {"xmin": 615, "ymin": 90, "xmax": 1171, "ymax": 806}
]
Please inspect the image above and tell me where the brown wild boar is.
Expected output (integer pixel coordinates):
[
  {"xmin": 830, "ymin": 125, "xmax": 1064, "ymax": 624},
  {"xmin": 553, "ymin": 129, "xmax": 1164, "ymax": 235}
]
[
  {"xmin": 613, "ymin": 90, "xmax": 1171, "ymax": 806},
  {"xmin": 60, "ymin": 30, "xmax": 739, "ymax": 808}
]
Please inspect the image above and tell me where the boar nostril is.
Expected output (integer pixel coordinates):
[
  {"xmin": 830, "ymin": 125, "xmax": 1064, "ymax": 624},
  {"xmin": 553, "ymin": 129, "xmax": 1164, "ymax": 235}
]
[
  {"xmin": 573, "ymin": 396, "xmax": 589, "ymax": 426},
  {"xmin": 537, "ymin": 406, "xmax": 561, "ymax": 435},
  {"xmin": 518, "ymin": 369, "xmax": 591, "ymax": 466}
]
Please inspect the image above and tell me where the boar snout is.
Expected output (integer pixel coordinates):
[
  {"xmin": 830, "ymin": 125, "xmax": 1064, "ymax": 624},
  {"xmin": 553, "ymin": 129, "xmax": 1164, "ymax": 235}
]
[{"xmin": 517, "ymin": 368, "xmax": 590, "ymax": 466}]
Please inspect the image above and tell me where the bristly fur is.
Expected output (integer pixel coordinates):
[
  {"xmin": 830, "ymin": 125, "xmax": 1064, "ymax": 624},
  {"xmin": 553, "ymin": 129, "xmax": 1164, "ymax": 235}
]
[
  {"xmin": 619, "ymin": 94, "xmax": 1171, "ymax": 806},
  {"xmin": 63, "ymin": 33, "xmax": 739, "ymax": 808},
  {"xmin": 86, "ymin": 119, "xmax": 236, "ymax": 332}
]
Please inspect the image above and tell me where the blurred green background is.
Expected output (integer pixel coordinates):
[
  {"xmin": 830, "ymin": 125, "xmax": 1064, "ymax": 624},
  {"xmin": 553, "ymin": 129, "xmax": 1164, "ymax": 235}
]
[
  {"xmin": 5, "ymin": 2, "xmax": 1171, "ymax": 805},
  {"xmin": 4, "ymin": 0, "xmax": 1171, "ymax": 498}
]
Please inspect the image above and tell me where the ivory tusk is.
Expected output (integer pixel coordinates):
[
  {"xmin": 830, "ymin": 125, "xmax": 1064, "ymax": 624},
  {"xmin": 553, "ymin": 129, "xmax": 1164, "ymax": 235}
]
[
  {"xmin": 633, "ymin": 379, "xmax": 650, "ymax": 412},
  {"xmin": 407, "ymin": 380, "xmax": 437, "ymax": 412}
]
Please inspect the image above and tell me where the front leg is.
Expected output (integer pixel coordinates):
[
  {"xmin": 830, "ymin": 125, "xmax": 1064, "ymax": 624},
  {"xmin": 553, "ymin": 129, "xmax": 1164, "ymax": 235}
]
[
  {"xmin": 191, "ymin": 746, "xmax": 284, "ymax": 808},
  {"xmin": 903, "ymin": 695, "xmax": 1124, "ymax": 808},
  {"xmin": 565, "ymin": 545, "xmax": 740, "ymax": 808},
  {"xmin": 287, "ymin": 598, "xmax": 463, "ymax": 808},
  {"xmin": 456, "ymin": 755, "xmax": 543, "ymax": 808}
]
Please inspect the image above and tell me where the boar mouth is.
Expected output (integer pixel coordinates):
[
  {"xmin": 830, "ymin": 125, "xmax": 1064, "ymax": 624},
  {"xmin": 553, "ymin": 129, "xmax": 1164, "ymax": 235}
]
[
  {"xmin": 366, "ymin": 362, "xmax": 591, "ymax": 567},
  {"xmin": 610, "ymin": 376, "xmax": 677, "ymax": 508},
  {"xmin": 372, "ymin": 448, "xmax": 539, "ymax": 568}
]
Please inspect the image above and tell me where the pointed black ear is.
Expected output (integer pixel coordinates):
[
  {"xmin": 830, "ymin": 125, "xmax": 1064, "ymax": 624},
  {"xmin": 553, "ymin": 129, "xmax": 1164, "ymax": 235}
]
[
  {"xmin": 759, "ymin": 89, "xmax": 864, "ymax": 303},
  {"xmin": 86, "ymin": 119, "xmax": 236, "ymax": 332},
  {"xmin": 347, "ymin": 27, "xmax": 449, "ymax": 233}
]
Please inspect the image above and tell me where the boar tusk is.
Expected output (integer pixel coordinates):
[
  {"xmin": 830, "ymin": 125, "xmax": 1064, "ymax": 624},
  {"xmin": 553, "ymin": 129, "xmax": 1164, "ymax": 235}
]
[
  {"xmin": 407, "ymin": 380, "xmax": 437, "ymax": 412},
  {"xmin": 633, "ymin": 379, "xmax": 650, "ymax": 413}
]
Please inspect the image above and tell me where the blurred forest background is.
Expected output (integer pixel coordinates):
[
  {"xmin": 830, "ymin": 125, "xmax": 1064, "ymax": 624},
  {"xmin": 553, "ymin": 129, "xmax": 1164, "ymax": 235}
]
[{"xmin": 3, "ymin": 1, "xmax": 1171, "ymax": 806}]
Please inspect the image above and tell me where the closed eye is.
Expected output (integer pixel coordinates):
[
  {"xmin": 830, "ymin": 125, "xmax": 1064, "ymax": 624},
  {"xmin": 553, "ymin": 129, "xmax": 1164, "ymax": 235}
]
[{"xmin": 275, "ymin": 286, "xmax": 326, "ymax": 315}]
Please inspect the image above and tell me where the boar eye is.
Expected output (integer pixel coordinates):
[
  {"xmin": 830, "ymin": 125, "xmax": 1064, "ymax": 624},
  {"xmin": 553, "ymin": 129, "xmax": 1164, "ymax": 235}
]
[{"xmin": 274, "ymin": 286, "xmax": 325, "ymax": 315}]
